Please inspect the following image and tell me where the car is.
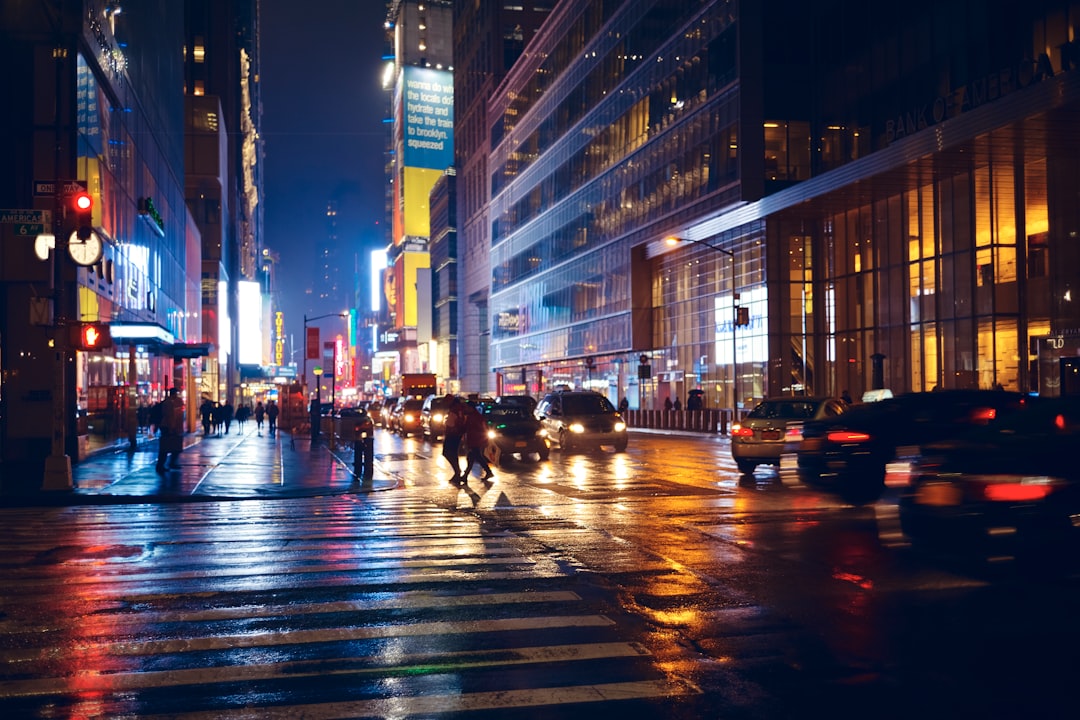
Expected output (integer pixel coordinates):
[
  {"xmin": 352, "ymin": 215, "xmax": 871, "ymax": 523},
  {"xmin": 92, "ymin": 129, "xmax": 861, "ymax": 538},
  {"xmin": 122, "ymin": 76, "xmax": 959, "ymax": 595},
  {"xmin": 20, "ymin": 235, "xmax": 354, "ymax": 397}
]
[
  {"xmin": 731, "ymin": 396, "xmax": 847, "ymax": 475},
  {"xmin": 421, "ymin": 394, "xmax": 455, "ymax": 440},
  {"xmin": 797, "ymin": 389, "xmax": 1037, "ymax": 505},
  {"xmin": 367, "ymin": 400, "xmax": 383, "ymax": 425},
  {"xmin": 393, "ymin": 397, "xmax": 424, "ymax": 437},
  {"xmin": 535, "ymin": 390, "xmax": 627, "ymax": 452},
  {"xmin": 898, "ymin": 397, "xmax": 1080, "ymax": 562},
  {"xmin": 482, "ymin": 403, "xmax": 550, "ymax": 462},
  {"xmin": 378, "ymin": 397, "xmax": 399, "ymax": 428}
]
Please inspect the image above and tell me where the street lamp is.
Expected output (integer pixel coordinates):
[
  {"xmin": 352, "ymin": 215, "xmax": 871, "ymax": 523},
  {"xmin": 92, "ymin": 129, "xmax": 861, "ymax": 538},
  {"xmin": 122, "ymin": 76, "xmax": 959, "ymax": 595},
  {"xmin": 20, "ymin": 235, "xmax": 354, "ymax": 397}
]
[
  {"xmin": 302, "ymin": 312, "xmax": 348, "ymax": 397},
  {"xmin": 665, "ymin": 236, "xmax": 740, "ymax": 420}
]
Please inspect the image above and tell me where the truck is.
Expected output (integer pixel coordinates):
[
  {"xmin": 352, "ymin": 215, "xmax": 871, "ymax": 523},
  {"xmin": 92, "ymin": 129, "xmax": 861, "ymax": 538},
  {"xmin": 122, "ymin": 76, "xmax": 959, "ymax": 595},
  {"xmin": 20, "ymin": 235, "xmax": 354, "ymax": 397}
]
[{"xmin": 400, "ymin": 373, "xmax": 437, "ymax": 399}]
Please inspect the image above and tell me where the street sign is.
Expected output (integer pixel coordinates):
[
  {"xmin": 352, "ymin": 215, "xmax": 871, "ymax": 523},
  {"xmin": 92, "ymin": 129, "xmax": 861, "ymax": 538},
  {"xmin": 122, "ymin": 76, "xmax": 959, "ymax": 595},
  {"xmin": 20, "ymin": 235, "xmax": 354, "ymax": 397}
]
[
  {"xmin": 1, "ymin": 209, "xmax": 52, "ymax": 236},
  {"xmin": 0, "ymin": 209, "xmax": 50, "ymax": 224},
  {"xmin": 33, "ymin": 179, "xmax": 87, "ymax": 197}
]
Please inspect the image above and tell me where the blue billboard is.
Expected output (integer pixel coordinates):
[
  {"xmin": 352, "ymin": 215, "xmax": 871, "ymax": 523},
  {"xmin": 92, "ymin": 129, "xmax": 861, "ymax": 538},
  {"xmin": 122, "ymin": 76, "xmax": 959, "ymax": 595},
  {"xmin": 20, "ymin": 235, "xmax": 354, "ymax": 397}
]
[{"xmin": 402, "ymin": 66, "xmax": 454, "ymax": 170}]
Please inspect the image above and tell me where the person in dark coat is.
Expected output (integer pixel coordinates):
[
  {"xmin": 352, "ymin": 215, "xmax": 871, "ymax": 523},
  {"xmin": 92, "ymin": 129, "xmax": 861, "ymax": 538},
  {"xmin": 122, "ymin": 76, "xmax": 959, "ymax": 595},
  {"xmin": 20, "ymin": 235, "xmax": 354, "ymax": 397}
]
[
  {"xmin": 200, "ymin": 398, "xmax": 214, "ymax": 436},
  {"xmin": 462, "ymin": 403, "xmax": 493, "ymax": 481},
  {"xmin": 441, "ymin": 395, "xmax": 466, "ymax": 482},
  {"xmin": 267, "ymin": 400, "xmax": 279, "ymax": 436},
  {"xmin": 156, "ymin": 388, "xmax": 185, "ymax": 473},
  {"xmin": 235, "ymin": 404, "xmax": 250, "ymax": 433},
  {"xmin": 686, "ymin": 391, "xmax": 703, "ymax": 411},
  {"xmin": 254, "ymin": 401, "xmax": 265, "ymax": 434},
  {"xmin": 664, "ymin": 396, "xmax": 674, "ymax": 411},
  {"xmin": 222, "ymin": 401, "xmax": 234, "ymax": 434},
  {"xmin": 673, "ymin": 397, "xmax": 682, "ymax": 411}
]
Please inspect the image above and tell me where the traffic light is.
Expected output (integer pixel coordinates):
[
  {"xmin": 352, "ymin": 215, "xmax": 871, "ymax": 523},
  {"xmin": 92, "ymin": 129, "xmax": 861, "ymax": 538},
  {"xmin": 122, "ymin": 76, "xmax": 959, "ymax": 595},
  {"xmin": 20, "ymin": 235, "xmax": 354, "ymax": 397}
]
[
  {"xmin": 71, "ymin": 322, "xmax": 112, "ymax": 351},
  {"xmin": 71, "ymin": 191, "xmax": 93, "ymax": 240}
]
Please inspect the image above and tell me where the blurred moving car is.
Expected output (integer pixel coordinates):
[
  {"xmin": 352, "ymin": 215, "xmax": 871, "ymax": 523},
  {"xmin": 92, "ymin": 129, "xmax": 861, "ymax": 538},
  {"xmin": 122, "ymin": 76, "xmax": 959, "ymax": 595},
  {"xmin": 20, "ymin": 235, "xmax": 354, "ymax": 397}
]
[
  {"xmin": 421, "ymin": 394, "xmax": 454, "ymax": 441},
  {"xmin": 393, "ymin": 397, "xmax": 424, "ymax": 437},
  {"xmin": 367, "ymin": 400, "xmax": 383, "ymax": 426},
  {"xmin": 482, "ymin": 403, "xmax": 549, "ymax": 462},
  {"xmin": 535, "ymin": 390, "xmax": 627, "ymax": 452},
  {"xmin": 378, "ymin": 398, "xmax": 398, "ymax": 428},
  {"xmin": 898, "ymin": 397, "xmax": 1080, "ymax": 560},
  {"xmin": 797, "ymin": 389, "xmax": 1035, "ymax": 505},
  {"xmin": 732, "ymin": 397, "xmax": 847, "ymax": 475}
]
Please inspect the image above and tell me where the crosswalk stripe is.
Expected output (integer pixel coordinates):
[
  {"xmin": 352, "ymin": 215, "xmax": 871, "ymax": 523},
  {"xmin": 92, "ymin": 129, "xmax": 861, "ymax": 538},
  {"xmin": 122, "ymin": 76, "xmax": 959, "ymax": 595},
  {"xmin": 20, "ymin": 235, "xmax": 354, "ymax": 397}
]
[
  {"xmin": 138, "ymin": 679, "xmax": 693, "ymax": 719},
  {"xmin": 0, "ymin": 641, "xmax": 647, "ymax": 697},
  {"xmin": 0, "ymin": 590, "xmax": 583, "ymax": 632},
  {"xmin": 0, "ymin": 614, "xmax": 616, "ymax": 661}
]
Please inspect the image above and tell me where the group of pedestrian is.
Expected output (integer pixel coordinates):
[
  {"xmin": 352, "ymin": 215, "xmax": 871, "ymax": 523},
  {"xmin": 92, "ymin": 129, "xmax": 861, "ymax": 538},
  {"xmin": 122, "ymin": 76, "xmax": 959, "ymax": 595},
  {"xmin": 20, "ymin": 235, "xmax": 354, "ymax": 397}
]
[
  {"xmin": 440, "ymin": 395, "xmax": 493, "ymax": 484},
  {"xmin": 197, "ymin": 398, "xmax": 275, "ymax": 436}
]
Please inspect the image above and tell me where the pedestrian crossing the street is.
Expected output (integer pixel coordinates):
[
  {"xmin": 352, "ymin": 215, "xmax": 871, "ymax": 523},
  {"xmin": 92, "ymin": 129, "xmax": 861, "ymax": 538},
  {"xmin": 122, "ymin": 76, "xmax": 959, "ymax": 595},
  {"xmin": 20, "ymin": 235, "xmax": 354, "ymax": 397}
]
[{"xmin": 0, "ymin": 494, "xmax": 696, "ymax": 718}]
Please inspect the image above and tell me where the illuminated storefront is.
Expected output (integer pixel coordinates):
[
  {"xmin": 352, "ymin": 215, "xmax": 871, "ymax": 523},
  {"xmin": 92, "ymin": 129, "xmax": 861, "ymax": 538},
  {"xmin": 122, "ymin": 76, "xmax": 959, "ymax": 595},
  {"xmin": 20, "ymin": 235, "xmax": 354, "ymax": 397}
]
[{"xmin": 487, "ymin": 0, "xmax": 1080, "ymax": 410}]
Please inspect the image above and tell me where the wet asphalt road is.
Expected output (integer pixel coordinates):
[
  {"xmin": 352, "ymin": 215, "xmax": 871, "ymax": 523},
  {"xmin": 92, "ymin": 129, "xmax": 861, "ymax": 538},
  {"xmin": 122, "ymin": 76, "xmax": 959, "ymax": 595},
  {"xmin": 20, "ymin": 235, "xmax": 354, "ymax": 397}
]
[{"xmin": 0, "ymin": 428, "xmax": 1076, "ymax": 718}]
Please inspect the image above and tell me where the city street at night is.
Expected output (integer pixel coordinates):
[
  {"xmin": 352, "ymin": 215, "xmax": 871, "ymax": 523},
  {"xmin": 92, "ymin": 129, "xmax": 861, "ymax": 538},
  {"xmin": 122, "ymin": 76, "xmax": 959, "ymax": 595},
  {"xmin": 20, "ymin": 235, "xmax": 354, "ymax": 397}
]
[{"xmin": 0, "ymin": 427, "xmax": 1075, "ymax": 718}]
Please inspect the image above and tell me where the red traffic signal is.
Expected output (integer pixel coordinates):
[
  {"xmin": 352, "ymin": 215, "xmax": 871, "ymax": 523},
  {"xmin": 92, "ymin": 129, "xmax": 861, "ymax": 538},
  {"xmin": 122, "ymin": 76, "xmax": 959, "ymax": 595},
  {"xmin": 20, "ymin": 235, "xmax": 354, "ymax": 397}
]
[
  {"xmin": 71, "ymin": 191, "xmax": 93, "ymax": 240},
  {"xmin": 71, "ymin": 322, "xmax": 112, "ymax": 351},
  {"xmin": 72, "ymin": 191, "xmax": 92, "ymax": 212}
]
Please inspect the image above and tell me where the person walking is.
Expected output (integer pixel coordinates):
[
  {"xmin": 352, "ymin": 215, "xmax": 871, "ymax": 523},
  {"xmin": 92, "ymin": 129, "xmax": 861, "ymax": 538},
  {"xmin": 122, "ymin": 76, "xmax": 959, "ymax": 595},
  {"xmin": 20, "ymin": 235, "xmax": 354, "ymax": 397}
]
[
  {"xmin": 267, "ymin": 400, "xmax": 279, "ymax": 436},
  {"xmin": 235, "ymin": 404, "xmax": 250, "ymax": 433},
  {"xmin": 441, "ymin": 395, "xmax": 466, "ymax": 482},
  {"xmin": 155, "ymin": 387, "xmax": 185, "ymax": 473},
  {"xmin": 462, "ymin": 402, "xmax": 493, "ymax": 482},
  {"xmin": 200, "ymin": 397, "xmax": 214, "ymax": 437},
  {"xmin": 673, "ymin": 397, "xmax": 682, "ymax": 412},
  {"xmin": 222, "ymin": 401, "xmax": 234, "ymax": 434},
  {"xmin": 254, "ymin": 401, "xmax": 265, "ymax": 435},
  {"xmin": 664, "ymin": 396, "xmax": 674, "ymax": 411}
]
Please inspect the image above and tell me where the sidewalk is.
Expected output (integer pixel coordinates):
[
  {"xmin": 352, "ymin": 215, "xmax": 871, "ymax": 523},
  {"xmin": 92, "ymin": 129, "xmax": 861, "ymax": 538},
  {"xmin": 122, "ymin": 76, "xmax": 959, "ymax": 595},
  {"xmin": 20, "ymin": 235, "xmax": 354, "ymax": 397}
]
[{"xmin": 2, "ymin": 429, "xmax": 396, "ymax": 507}]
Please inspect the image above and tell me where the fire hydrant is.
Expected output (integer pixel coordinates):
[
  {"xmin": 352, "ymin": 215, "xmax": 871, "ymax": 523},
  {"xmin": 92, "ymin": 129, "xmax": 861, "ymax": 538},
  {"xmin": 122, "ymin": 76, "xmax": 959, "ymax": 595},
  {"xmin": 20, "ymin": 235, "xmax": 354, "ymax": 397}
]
[{"xmin": 352, "ymin": 409, "xmax": 375, "ymax": 481}]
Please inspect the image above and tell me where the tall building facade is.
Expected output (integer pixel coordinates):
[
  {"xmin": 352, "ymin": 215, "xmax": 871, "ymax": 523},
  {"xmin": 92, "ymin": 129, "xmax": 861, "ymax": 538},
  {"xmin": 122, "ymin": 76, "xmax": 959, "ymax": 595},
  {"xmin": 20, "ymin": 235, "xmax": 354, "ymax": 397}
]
[
  {"xmin": 381, "ymin": 0, "xmax": 454, "ymax": 389},
  {"xmin": 184, "ymin": 0, "xmax": 264, "ymax": 407},
  {"xmin": 0, "ymin": 1, "xmax": 198, "ymax": 483},
  {"xmin": 486, "ymin": 0, "xmax": 1080, "ymax": 412},
  {"xmin": 453, "ymin": 0, "xmax": 552, "ymax": 394}
]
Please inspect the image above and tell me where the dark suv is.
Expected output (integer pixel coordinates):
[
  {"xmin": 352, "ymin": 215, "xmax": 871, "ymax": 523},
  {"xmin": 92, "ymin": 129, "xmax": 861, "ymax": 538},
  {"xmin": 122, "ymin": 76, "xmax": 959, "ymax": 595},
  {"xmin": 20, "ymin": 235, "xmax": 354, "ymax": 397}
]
[
  {"xmin": 535, "ymin": 390, "xmax": 628, "ymax": 452},
  {"xmin": 420, "ymin": 394, "xmax": 454, "ymax": 441}
]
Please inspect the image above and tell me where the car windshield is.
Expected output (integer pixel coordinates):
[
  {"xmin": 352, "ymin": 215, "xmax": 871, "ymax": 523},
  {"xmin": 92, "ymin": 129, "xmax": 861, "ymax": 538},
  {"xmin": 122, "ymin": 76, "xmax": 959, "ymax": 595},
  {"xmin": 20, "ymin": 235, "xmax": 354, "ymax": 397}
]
[
  {"xmin": 486, "ymin": 406, "xmax": 530, "ymax": 419},
  {"xmin": 747, "ymin": 400, "xmax": 821, "ymax": 419},
  {"xmin": 404, "ymin": 399, "xmax": 423, "ymax": 411},
  {"xmin": 561, "ymin": 394, "xmax": 616, "ymax": 414}
]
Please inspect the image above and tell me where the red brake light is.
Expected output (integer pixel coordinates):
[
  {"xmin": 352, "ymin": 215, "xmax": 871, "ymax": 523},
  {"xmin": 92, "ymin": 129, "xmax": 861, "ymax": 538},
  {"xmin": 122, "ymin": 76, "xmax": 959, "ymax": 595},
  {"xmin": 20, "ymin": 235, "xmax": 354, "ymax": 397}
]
[
  {"xmin": 970, "ymin": 407, "xmax": 996, "ymax": 422},
  {"xmin": 731, "ymin": 424, "xmax": 754, "ymax": 437},
  {"xmin": 981, "ymin": 484, "xmax": 1055, "ymax": 502},
  {"xmin": 826, "ymin": 431, "xmax": 871, "ymax": 442}
]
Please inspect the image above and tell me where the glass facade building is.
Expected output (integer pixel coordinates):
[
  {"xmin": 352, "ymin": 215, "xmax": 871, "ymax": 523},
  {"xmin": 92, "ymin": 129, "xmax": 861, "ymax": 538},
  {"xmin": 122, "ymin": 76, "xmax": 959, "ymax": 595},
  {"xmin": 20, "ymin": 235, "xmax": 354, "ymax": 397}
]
[{"xmin": 487, "ymin": 0, "xmax": 1080, "ymax": 411}]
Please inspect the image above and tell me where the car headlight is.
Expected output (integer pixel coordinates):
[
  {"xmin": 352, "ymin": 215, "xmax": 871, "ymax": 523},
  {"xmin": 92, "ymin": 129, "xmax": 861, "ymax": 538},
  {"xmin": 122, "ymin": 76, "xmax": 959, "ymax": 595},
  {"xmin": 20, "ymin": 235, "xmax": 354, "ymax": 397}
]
[
  {"xmin": 614, "ymin": 422, "xmax": 626, "ymax": 432},
  {"xmin": 433, "ymin": 413, "xmax": 444, "ymax": 422},
  {"xmin": 487, "ymin": 429, "xmax": 497, "ymax": 439},
  {"xmin": 404, "ymin": 413, "xmax": 415, "ymax": 422},
  {"xmin": 538, "ymin": 428, "xmax": 548, "ymax": 437},
  {"xmin": 569, "ymin": 422, "xmax": 585, "ymax": 433}
]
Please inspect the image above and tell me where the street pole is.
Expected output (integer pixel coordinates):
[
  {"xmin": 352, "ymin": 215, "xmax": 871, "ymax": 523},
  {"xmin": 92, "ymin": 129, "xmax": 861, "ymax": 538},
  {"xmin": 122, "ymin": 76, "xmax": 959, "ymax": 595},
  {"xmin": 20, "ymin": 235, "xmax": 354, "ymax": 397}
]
[{"xmin": 303, "ymin": 312, "xmax": 347, "ymax": 400}]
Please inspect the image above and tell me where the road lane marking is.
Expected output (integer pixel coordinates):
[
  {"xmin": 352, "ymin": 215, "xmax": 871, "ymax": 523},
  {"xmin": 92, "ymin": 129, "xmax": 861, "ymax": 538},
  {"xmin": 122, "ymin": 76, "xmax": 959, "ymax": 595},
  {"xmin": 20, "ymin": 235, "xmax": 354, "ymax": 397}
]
[
  {"xmin": 0, "ymin": 614, "xmax": 615, "ymax": 661},
  {"xmin": 135, "ymin": 680, "xmax": 693, "ymax": 719},
  {"xmin": 0, "ymin": 641, "xmax": 646, "ymax": 697},
  {"xmin": 0, "ymin": 590, "xmax": 582, "ymax": 632}
]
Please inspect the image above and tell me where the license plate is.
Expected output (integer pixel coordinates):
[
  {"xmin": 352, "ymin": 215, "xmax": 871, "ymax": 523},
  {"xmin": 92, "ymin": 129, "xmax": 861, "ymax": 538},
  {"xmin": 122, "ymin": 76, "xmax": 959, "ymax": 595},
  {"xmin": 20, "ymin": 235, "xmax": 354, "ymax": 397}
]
[
  {"xmin": 762, "ymin": 430, "xmax": 782, "ymax": 440},
  {"xmin": 914, "ymin": 482, "xmax": 963, "ymax": 506},
  {"xmin": 514, "ymin": 441, "xmax": 527, "ymax": 448}
]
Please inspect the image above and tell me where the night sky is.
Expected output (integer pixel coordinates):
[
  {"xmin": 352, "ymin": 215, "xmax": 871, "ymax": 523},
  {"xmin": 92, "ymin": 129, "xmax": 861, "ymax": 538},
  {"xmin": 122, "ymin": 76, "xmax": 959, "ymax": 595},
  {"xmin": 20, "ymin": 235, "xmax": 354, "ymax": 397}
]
[{"xmin": 260, "ymin": 1, "xmax": 389, "ymax": 355}]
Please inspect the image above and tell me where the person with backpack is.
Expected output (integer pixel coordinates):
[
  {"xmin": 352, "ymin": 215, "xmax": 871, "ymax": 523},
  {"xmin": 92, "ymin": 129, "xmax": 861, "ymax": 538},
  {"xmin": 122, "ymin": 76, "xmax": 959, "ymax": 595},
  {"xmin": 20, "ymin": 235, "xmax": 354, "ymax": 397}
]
[
  {"xmin": 441, "ymin": 395, "xmax": 465, "ymax": 483},
  {"xmin": 155, "ymin": 388, "xmax": 185, "ymax": 473}
]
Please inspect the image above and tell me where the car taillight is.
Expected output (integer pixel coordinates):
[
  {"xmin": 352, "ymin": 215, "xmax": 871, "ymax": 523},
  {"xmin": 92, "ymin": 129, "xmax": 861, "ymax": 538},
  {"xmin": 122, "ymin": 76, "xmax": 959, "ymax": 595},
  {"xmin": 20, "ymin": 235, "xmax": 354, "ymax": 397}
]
[
  {"xmin": 826, "ymin": 430, "xmax": 871, "ymax": 442},
  {"xmin": 785, "ymin": 426, "xmax": 803, "ymax": 441},
  {"xmin": 970, "ymin": 407, "xmax": 996, "ymax": 422},
  {"xmin": 975, "ymin": 475, "xmax": 1061, "ymax": 502},
  {"xmin": 731, "ymin": 424, "xmax": 754, "ymax": 437}
]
